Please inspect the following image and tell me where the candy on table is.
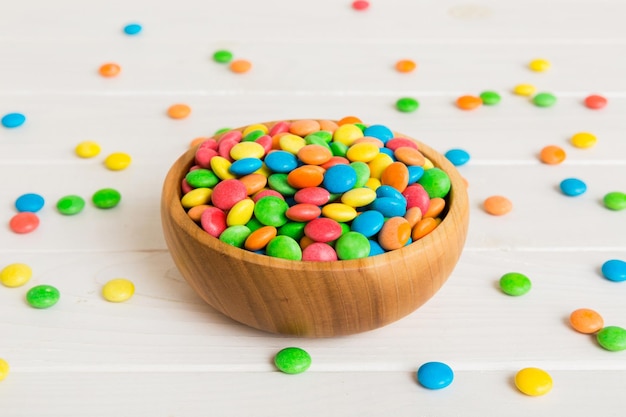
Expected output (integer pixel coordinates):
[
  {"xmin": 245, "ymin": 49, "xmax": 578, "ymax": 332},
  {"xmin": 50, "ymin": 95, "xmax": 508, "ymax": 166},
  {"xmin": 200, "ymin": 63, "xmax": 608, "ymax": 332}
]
[
  {"xmin": 499, "ymin": 272, "xmax": 531, "ymax": 296},
  {"xmin": 559, "ymin": 178, "xmax": 587, "ymax": 197},
  {"xmin": 532, "ymin": 92, "xmax": 557, "ymax": 108},
  {"xmin": 395, "ymin": 59, "xmax": 416, "ymax": 73},
  {"xmin": 104, "ymin": 152, "xmax": 132, "ymax": 171},
  {"xmin": 444, "ymin": 149, "xmax": 470, "ymax": 166},
  {"xmin": 584, "ymin": 94, "xmax": 607, "ymax": 110},
  {"xmin": 395, "ymin": 97, "xmax": 419, "ymax": 112},
  {"xmin": 601, "ymin": 259, "xmax": 626, "ymax": 282},
  {"xmin": 167, "ymin": 103, "xmax": 191, "ymax": 119},
  {"xmin": 596, "ymin": 326, "xmax": 626, "ymax": 351},
  {"xmin": 483, "ymin": 195, "xmax": 512, "ymax": 216},
  {"xmin": 416, "ymin": 361, "xmax": 454, "ymax": 390},
  {"xmin": 213, "ymin": 49, "xmax": 233, "ymax": 63},
  {"xmin": 513, "ymin": 83, "xmax": 536, "ymax": 97},
  {"xmin": 539, "ymin": 145, "xmax": 566, "ymax": 165},
  {"xmin": 274, "ymin": 347, "xmax": 312, "ymax": 374},
  {"xmin": 229, "ymin": 59, "xmax": 252, "ymax": 74},
  {"xmin": 1, "ymin": 112, "xmax": 26, "ymax": 128},
  {"xmin": 456, "ymin": 95, "xmax": 482, "ymax": 110},
  {"xmin": 26, "ymin": 284, "xmax": 60, "ymax": 309},
  {"xmin": 569, "ymin": 308, "xmax": 604, "ymax": 334},
  {"xmin": 528, "ymin": 58, "xmax": 551, "ymax": 72},
  {"xmin": 56, "ymin": 195, "xmax": 86, "ymax": 215},
  {"xmin": 514, "ymin": 367, "xmax": 553, "ymax": 396},
  {"xmin": 0, "ymin": 263, "xmax": 32, "ymax": 288},
  {"xmin": 0, "ymin": 358, "xmax": 9, "ymax": 381},
  {"xmin": 352, "ymin": 0, "xmax": 370, "ymax": 11},
  {"xmin": 570, "ymin": 132, "xmax": 597, "ymax": 149},
  {"xmin": 603, "ymin": 192, "xmax": 626, "ymax": 211},
  {"xmin": 479, "ymin": 91, "xmax": 501, "ymax": 105},
  {"xmin": 92, "ymin": 188, "xmax": 121, "ymax": 209},
  {"xmin": 98, "ymin": 63, "xmax": 121, "ymax": 77},
  {"xmin": 75, "ymin": 140, "xmax": 102, "ymax": 158},
  {"xmin": 15, "ymin": 193, "xmax": 45, "ymax": 213},
  {"xmin": 9, "ymin": 212, "xmax": 40, "ymax": 234},
  {"xmin": 123, "ymin": 23, "xmax": 142, "ymax": 35},
  {"xmin": 102, "ymin": 278, "xmax": 135, "ymax": 302}
]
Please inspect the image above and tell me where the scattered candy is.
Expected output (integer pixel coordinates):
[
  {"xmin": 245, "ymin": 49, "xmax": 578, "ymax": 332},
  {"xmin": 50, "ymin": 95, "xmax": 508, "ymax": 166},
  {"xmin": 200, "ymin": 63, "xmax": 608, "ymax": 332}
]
[
  {"xmin": 352, "ymin": 0, "xmax": 370, "ymax": 11},
  {"xmin": 514, "ymin": 367, "xmax": 553, "ymax": 396},
  {"xmin": 444, "ymin": 149, "xmax": 470, "ymax": 166},
  {"xmin": 167, "ymin": 104, "xmax": 191, "ymax": 119},
  {"xmin": 483, "ymin": 195, "xmax": 512, "ymax": 216},
  {"xmin": 532, "ymin": 92, "xmax": 557, "ymax": 108},
  {"xmin": 569, "ymin": 308, "xmax": 604, "ymax": 334},
  {"xmin": 274, "ymin": 347, "xmax": 311, "ymax": 374},
  {"xmin": 584, "ymin": 94, "xmax": 607, "ymax": 110},
  {"xmin": 603, "ymin": 191, "xmax": 626, "ymax": 211},
  {"xmin": 102, "ymin": 278, "xmax": 135, "ymax": 302},
  {"xmin": 213, "ymin": 49, "xmax": 233, "ymax": 63},
  {"xmin": 104, "ymin": 152, "xmax": 132, "ymax": 171},
  {"xmin": 456, "ymin": 95, "xmax": 482, "ymax": 110},
  {"xmin": 0, "ymin": 358, "xmax": 8, "ymax": 381},
  {"xmin": 15, "ymin": 193, "xmax": 45, "ymax": 213},
  {"xmin": 596, "ymin": 326, "xmax": 626, "ymax": 351},
  {"xmin": 1, "ymin": 112, "xmax": 26, "ymax": 128},
  {"xmin": 513, "ymin": 84, "xmax": 536, "ymax": 96},
  {"xmin": 123, "ymin": 23, "xmax": 142, "ymax": 35},
  {"xmin": 99, "ymin": 63, "xmax": 121, "ymax": 77},
  {"xmin": 559, "ymin": 178, "xmax": 586, "ymax": 196},
  {"xmin": 75, "ymin": 140, "xmax": 102, "ymax": 158},
  {"xmin": 417, "ymin": 361, "xmax": 454, "ymax": 390},
  {"xmin": 539, "ymin": 145, "xmax": 566, "ymax": 165},
  {"xmin": 479, "ymin": 91, "xmax": 501, "ymax": 105},
  {"xmin": 499, "ymin": 272, "xmax": 531, "ymax": 296},
  {"xmin": 528, "ymin": 58, "xmax": 551, "ymax": 72},
  {"xmin": 396, "ymin": 97, "xmax": 419, "ymax": 112},
  {"xmin": 92, "ymin": 188, "xmax": 121, "ymax": 209},
  {"xmin": 570, "ymin": 132, "xmax": 597, "ymax": 149},
  {"xmin": 26, "ymin": 284, "xmax": 60, "ymax": 309},
  {"xmin": 56, "ymin": 195, "xmax": 86, "ymax": 215},
  {"xmin": 601, "ymin": 259, "xmax": 626, "ymax": 282},
  {"xmin": 230, "ymin": 59, "xmax": 252, "ymax": 73},
  {"xmin": 9, "ymin": 212, "xmax": 40, "ymax": 234},
  {"xmin": 0, "ymin": 263, "xmax": 32, "ymax": 288},
  {"xmin": 395, "ymin": 59, "xmax": 416, "ymax": 73}
]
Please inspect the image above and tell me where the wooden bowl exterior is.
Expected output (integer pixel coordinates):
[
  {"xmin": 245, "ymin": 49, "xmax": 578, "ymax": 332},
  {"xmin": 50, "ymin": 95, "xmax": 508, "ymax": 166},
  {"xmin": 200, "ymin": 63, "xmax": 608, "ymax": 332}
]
[{"xmin": 161, "ymin": 123, "xmax": 469, "ymax": 337}]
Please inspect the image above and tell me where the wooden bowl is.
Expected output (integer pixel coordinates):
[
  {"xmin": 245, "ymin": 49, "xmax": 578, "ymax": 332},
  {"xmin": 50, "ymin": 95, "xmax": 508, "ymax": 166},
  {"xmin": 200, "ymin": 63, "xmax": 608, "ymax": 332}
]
[{"xmin": 161, "ymin": 121, "xmax": 469, "ymax": 337}]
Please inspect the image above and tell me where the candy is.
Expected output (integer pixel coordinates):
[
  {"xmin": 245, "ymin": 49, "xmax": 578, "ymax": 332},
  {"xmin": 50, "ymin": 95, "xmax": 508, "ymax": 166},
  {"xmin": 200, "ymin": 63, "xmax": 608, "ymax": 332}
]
[
  {"xmin": 75, "ymin": 141, "xmax": 101, "ymax": 158},
  {"xmin": 396, "ymin": 97, "xmax": 419, "ymax": 112},
  {"xmin": 418, "ymin": 168, "xmax": 451, "ymax": 199},
  {"xmin": 200, "ymin": 207, "xmax": 227, "ymax": 237},
  {"xmin": 0, "ymin": 358, "xmax": 9, "ymax": 381},
  {"xmin": 412, "ymin": 217, "xmax": 438, "ymax": 240},
  {"xmin": 244, "ymin": 226, "xmax": 277, "ymax": 251},
  {"xmin": 381, "ymin": 161, "xmax": 409, "ymax": 192},
  {"xmin": 395, "ymin": 59, "xmax": 416, "ymax": 73},
  {"xmin": 570, "ymin": 132, "xmax": 597, "ymax": 148},
  {"xmin": 596, "ymin": 326, "xmax": 626, "ymax": 351},
  {"xmin": 213, "ymin": 49, "xmax": 233, "ymax": 63},
  {"xmin": 515, "ymin": 368, "xmax": 553, "ymax": 396},
  {"xmin": 0, "ymin": 263, "xmax": 32, "ymax": 287},
  {"xmin": 603, "ymin": 192, "xmax": 626, "ymax": 211},
  {"xmin": 529, "ymin": 58, "xmax": 551, "ymax": 72},
  {"xmin": 483, "ymin": 195, "xmax": 512, "ymax": 216},
  {"xmin": 302, "ymin": 242, "xmax": 338, "ymax": 261},
  {"xmin": 304, "ymin": 218, "xmax": 343, "ymax": 242},
  {"xmin": 533, "ymin": 92, "xmax": 557, "ymax": 107},
  {"xmin": 186, "ymin": 169, "xmax": 220, "ymax": 188},
  {"xmin": 456, "ymin": 95, "xmax": 482, "ymax": 110},
  {"xmin": 92, "ymin": 188, "xmax": 121, "ymax": 209},
  {"xmin": 102, "ymin": 278, "xmax": 135, "ymax": 302},
  {"xmin": 479, "ymin": 91, "xmax": 501, "ymax": 105},
  {"xmin": 254, "ymin": 196, "xmax": 289, "ymax": 226},
  {"xmin": 104, "ymin": 152, "xmax": 132, "ymax": 171},
  {"xmin": 167, "ymin": 104, "xmax": 191, "ymax": 119},
  {"xmin": 352, "ymin": 0, "xmax": 370, "ymax": 11},
  {"xmin": 539, "ymin": 145, "xmax": 566, "ymax": 165},
  {"xmin": 499, "ymin": 272, "xmax": 531, "ymax": 296},
  {"xmin": 123, "ymin": 23, "xmax": 142, "ymax": 35},
  {"xmin": 230, "ymin": 59, "xmax": 252, "ymax": 73},
  {"xmin": 559, "ymin": 178, "xmax": 586, "ymax": 196},
  {"xmin": 321, "ymin": 203, "xmax": 357, "ymax": 222},
  {"xmin": 99, "ymin": 63, "xmax": 121, "ymax": 77},
  {"xmin": 444, "ymin": 148, "xmax": 470, "ymax": 166},
  {"xmin": 569, "ymin": 308, "xmax": 604, "ymax": 334},
  {"xmin": 584, "ymin": 94, "xmax": 607, "ymax": 110},
  {"xmin": 9, "ymin": 212, "xmax": 39, "ymax": 234},
  {"xmin": 513, "ymin": 84, "xmax": 536, "ymax": 96},
  {"xmin": 220, "ymin": 225, "xmax": 252, "ymax": 247},
  {"xmin": 335, "ymin": 232, "xmax": 370, "ymax": 260},
  {"xmin": 417, "ymin": 361, "xmax": 454, "ymax": 390},
  {"xmin": 601, "ymin": 259, "xmax": 626, "ymax": 282},
  {"xmin": 56, "ymin": 195, "xmax": 85, "ymax": 215},
  {"xmin": 274, "ymin": 347, "xmax": 311, "ymax": 374},
  {"xmin": 323, "ymin": 164, "xmax": 357, "ymax": 193},
  {"xmin": 266, "ymin": 235, "xmax": 302, "ymax": 260},
  {"xmin": 378, "ymin": 217, "xmax": 411, "ymax": 250},
  {"xmin": 26, "ymin": 284, "xmax": 60, "ymax": 309},
  {"xmin": 2, "ymin": 112, "xmax": 26, "ymax": 128},
  {"xmin": 15, "ymin": 193, "xmax": 45, "ymax": 213}
]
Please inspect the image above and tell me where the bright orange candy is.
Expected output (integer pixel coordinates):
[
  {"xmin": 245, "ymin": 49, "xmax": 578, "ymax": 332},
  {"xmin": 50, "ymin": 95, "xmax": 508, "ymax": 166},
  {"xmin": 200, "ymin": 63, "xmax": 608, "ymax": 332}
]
[
  {"xmin": 394, "ymin": 146, "xmax": 425, "ymax": 166},
  {"xmin": 395, "ymin": 59, "xmax": 417, "ymax": 73},
  {"xmin": 378, "ymin": 217, "xmax": 412, "ymax": 250},
  {"xmin": 289, "ymin": 119, "xmax": 321, "ymax": 137},
  {"xmin": 99, "ymin": 63, "xmax": 121, "ymax": 77},
  {"xmin": 456, "ymin": 95, "xmax": 483, "ymax": 110},
  {"xmin": 412, "ymin": 217, "xmax": 439, "ymax": 240},
  {"xmin": 244, "ymin": 226, "xmax": 277, "ymax": 251},
  {"xmin": 337, "ymin": 116, "xmax": 362, "ymax": 126},
  {"xmin": 483, "ymin": 195, "xmax": 513, "ymax": 216},
  {"xmin": 239, "ymin": 173, "xmax": 267, "ymax": 195},
  {"xmin": 297, "ymin": 144, "xmax": 333, "ymax": 165},
  {"xmin": 229, "ymin": 59, "xmax": 252, "ymax": 73},
  {"xmin": 299, "ymin": 235, "xmax": 315, "ymax": 250},
  {"xmin": 187, "ymin": 205, "xmax": 211, "ymax": 222},
  {"xmin": 423, "ymin": 197, "xmax": 445, "ymax": 218},
  {"xmin": 287, "ymin": 165, "xmax": 325, "ymax": 188},
  {"xmin": 570, "ymin": 308, "xmax": 604, "ymax": 334},
  {"xmin": 380, "ymin": 161, "xmax": 409, "ymax": 192},
  {"xmin": 167, "ymin": 104, "xmax": 192, "ymax": 119},
  {"xmin": 539, "ymin": 145, "xmax": 566, "ymax": 164}
]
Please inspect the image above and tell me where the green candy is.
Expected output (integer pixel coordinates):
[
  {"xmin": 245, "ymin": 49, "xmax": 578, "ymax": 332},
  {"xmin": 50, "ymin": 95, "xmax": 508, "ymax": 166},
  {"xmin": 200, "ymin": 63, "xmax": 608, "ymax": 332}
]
[
  {"xmin": 56, "ymin": 195, "xmax": 85, "ymax": 215},
  {"xmin": 266, "ymin": 236, "xmax": 302, "ymax": 260},
  {"xmin": 219, "ymin": 225, "xmax": 251, "ymax": 248},
  {"xmin": 480, "ymin": 91, "xmax": 501, "ymax": 106},
  {"xmin": 596, "ymin": 326, "xmax": 626, "ymax": 352},
  {"xmin": 603, "ymin": 192, "xmax": 626, "ymax": 211},
  {"xmin": 212, "ymin": 49, "xmax": 233, "ymax": 63},
  {"xmin": 305, "ymin": 131, "xmax": 332, "ymax": 143},
  {"xmin": 254, "ymin": 196, "xmax": 289, "ymax": 227},
  {"xmin": 499, "ymin": 272, "xmax": 532, "ymax": 296},
  {"xmin": 350, "ymin": 161, "xmax": 370, "ymax": 188},
  {"xmin": 243, "ymin": 130, "xmax": 265, "ymax": 142},
  {"xmin": 304, "ymin": 134, "xmax": 331, "ymax": 149},
  {"xmin": 26, "ymin": 285, "xmax": 60, "ymax": 309},
  {"xmin": 330, "ymin": 141, "xmax": 348, "ymax": 157},
  {"xmin": 354, "ymin": 123, "xmax": 367, "ymax": 132},
  {"xmin": 335, "ymin": 231, "xmax": 370, "ymax": 260},
  {"xmin": 245, "ymin": 217, "xmax": 264, "ymax": 232},
  {"xmin": 278, "ymin": 222, "xmax": 306, "ymax": 241},
  {"xmin": 92, "ymin": 188, "xmax": 121, "ymax": 209},
  {"xmin": 214, "ymin": 127, "xmax": 231, "ymax": 135},
  {"xmin": 418, "ymin": 168, "xmax": 451, "ymax": 198},
  {"xmin": 267, "ymin": 174, "xmax": 297, "ymax": 197},
  {"xmin": 533, "ymin": 92, "xmax": 557, "ymax": 108},
  {"xmin": 186, "ymin": 169, "xmax": 219, "ymax": 188},
  {"xmin": 274, "ymin": 347, "xmax": 311, "ymax": 374},
  {"xmin": 396, "ymin": 97, "xmax": 419, "ymax": 113}
]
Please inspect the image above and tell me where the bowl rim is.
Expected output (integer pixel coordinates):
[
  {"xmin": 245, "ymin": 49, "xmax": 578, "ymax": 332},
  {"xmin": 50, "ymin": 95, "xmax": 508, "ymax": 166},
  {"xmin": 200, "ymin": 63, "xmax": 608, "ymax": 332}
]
[{"xmin": 162, "ymin": 120, "xmax": 469, "ymax": 272}]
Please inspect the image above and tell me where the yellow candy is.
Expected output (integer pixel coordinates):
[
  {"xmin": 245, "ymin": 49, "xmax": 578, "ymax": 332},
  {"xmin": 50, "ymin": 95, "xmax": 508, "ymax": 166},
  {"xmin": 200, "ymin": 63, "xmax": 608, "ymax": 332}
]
[
  {"xmin": 102, "ymin": 278, "xmax": 135, "ymax": 302},
  {"xmin": 341, "ymin": 188, "xmax": 377, "ymax": 208},
  {"xmin": 0, "ymin": 358, "xmax": 9, "ymax": 381},
  {"xmin": 513, "ymin": 83, "xmax": 537, "ymax": 97},
  {"xmin": 0, "ymin": 263, "xmax": 32, "ymax": 288},
  {"xmin": 75, "ymin": 141, "xmax": 101, "ymax": 158},
  {"xmin": 279, "ymin": 134, "xmax": 307, "ymax": 155},
  {"xmin": 104, "ymin": 152, "xmax": 132, "ymax": 171},
  {"xmin": 321, "ymin": 203, "xmax": 357, "ymax": 222},
  {"xmin": 230, "ymin": 141, "xmax": 265, "ymax": 160},
  {"xmin": 346, "ymin": 142, "xmax": 380, "ymax": 162},
  {"xmin": 529, "ymin": 58, "xmax": 551, "ymax": 72},
  {"xmin": 181, "ymin": 188, "xmax": 212, "ymax": 208},
  {"xmin": 422, "ymin": 157, "xmax": 434, "ymax": 170},
  {"xmin": 515, "ymin": 367, "xmax": 553, "ymax": 396},
  {"xmin": 332, "ymin": 124, "xmax": 364, "ymax": 147},
  {"xmin": 571, "ymin": 132, "xmax": 597, "ymax": 148},
  {"xmin": 242, "ymin": 123, "xmax": 269, "ymax": 136},
  {"xmin": 227, "ymin": 199, "xmax": 255, "ymax": 226},
  {"xmin": 365, "ymin": 177, "xmax": 381, "ymax": 190},
  {"xmin": 210, "ymin": 156, "xmax": 236, "ymax": 180},
  {"xmin": 253, "ymin": 163, "xmax": 272, "ymax": 177},
  {"xmin": 367, "ymin": 153, "xmax": 394, "ymax": 179}
]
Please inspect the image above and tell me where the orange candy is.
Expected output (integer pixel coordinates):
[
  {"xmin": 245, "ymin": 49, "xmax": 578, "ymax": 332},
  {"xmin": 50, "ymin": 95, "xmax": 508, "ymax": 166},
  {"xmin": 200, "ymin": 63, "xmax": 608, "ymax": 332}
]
[
  {"xmin": 187, "ymin": 205, "xmax": 211, "ymax": 222},
  {"xmin": 318, "ymin": 119, "xmax": 339, "ymax": 132},
  {"xmin": 404, "ymin": 207, "xmax": 423, "ymax": 228},
  {"xmin": 394, "ymin": 146, "xmax": 425, "ymax": 166},
  {"xmin": 539, "ymin": 145, "xmax": 566, "ymax": 165},
  {"xmin": 244, "ymin": 226, "xmax": 277, "ymax": 251},
  {"xmin": 229, "ymin": 59, "xmax": 252, "ymax": 73},
  {"xmin": 289, "ymin": 119, "xmax": 321, "ymax": 137},
  {"xmin": 167, "ymin": 104, "xmax": 192, "ymax": 119},
  {"xmin": 395, "ymin": 59, "xmax": 417, "ymax": 73},
  {"xmin": 337, "ymin": 116, "xmax": 362, "ymax": 126},
  {"xmin": 287, "ymin": 165, "xmax": 325, "ymax": 188},
  {"xmin": 483, "ymin": 195, "xmax": 513, "ymax": 216},
  {"xmin": 380, "ymin": 161, "xmax": 409, "ymax": 192},
  {"xmin": 570, "ymin": 308, "xmax": 604, "ymax": 334},
  {"xmin": 239, "ymin": 173, "xmax": 267, "ymax": 195},
  {"xmin": 378, "ymin": 217, "xmax": 411, "ymax": 250},
  {"xmin": 456, "ymin": 95, "xmax": 482, "ymax": 110},
  {"xmin": 99, "ymin": 63, "xmax": 121, "ymax": 77},
  {"xmin": 412, "ymin": 217, "xmax": 439, "ymax": 240},
  {"xmin": 297, "ymin": 144, "xmax": 333, "ymax": 166},
  {"xmin": 423, "ymin": 197, "xmax": 445, "ymax": 218}
]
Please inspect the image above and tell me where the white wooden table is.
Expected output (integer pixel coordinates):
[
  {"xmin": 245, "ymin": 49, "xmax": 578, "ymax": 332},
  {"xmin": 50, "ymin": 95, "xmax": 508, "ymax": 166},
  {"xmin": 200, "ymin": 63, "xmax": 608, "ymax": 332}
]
[{"xmin": 1, "ymin": 1, "xmax": 625, "ymax": 415}]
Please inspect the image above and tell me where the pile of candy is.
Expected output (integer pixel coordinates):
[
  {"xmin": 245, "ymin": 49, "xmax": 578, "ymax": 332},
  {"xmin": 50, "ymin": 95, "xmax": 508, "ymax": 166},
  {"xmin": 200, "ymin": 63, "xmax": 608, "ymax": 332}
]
[{"xmin": 181, "ymin": 119, "xmax": 453, "ymax": 261}]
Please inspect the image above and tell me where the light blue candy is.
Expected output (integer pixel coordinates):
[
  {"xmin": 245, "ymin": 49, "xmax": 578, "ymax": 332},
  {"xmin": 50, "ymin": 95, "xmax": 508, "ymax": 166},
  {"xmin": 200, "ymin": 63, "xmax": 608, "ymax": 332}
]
[
  {"xmin": 370, "ymin": 197, "xmax": 406, "ymax": 217},
  {"xmin": 351, "ymin": 210, "xmax": 385, "ymax": 237},
  {"xmin": 379, "ymin": 147, "xmax": 395, "ymax": 159},
  {"xmin": 123, "ymin": 23, "xmax": 142, "ymax": 35},
  {"xmin": 264, "ymin": 150, "xmax": 298, "ymax": 173},
  {"xmin": 363, "ymin": 124, "xmax": 394, "ymax": 143},
  {"xmin": 2, "ymin": 112, "xmax": 26, "ymax": 128},
  {"xmin": 417, "ymin": 361, "xmax": 454, "ymax": 390},
  {"xmin": 368, "ymin": 240, "xmax": 385, "ymax": 256},
  {"xmin": 376, "ymin": 185, "xmax": 406, "ymax": 202},
  {"xmin": 559, "ymin": 178, "xmax": 587, "ymax": 196},
  {"xmin": 445, "ymin": 148, "xmax": 470, "ymax": 166},
  {"xmin": 323, "ymin": 164, "xmax": 357, "ymax": 194},
  {"xmin": 15, "ymin": 193, "xmax": 45, "ymax": 213},
  {"xmin": 407, "ymin": 165, "xmax": 425, "ymax": 183},
  {"xmin": 601, "ymin": 259, "xmax": 626, "ymax": 282},
  {"xmin": 229, "ymin": 157, "xmax": 263, "ymax": 175}
]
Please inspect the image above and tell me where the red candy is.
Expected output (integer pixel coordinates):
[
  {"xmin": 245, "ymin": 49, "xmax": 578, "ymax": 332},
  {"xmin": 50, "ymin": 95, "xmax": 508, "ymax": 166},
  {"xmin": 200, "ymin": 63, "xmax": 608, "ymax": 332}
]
[
  {"xmin": 584, "ymin": 94, "xmax": 607, "ymax": 110},
  {"xmin": 195, "ymin": 147, "xmax": 218, "ymax": 168},
  {"xmin": 211, "ymin": 179, "xmax": 247, "ymax": 210},
  {"xmin": 402, "ymin": 184, "xmax": 430, "ymax": 214},
  {"xmin": 255, "ymin": 135, "xmax": 273, "ymax": 153},
  {"xmin": 200, "ymin": 207, "xmax": 227, "ymax": 237},
  {"xmin": 302, "ymin": 242, "xmax": 338, "ymax": 261},
  {"xmin": 9, "ymin": 212, "xmax": 40, "ymax": 234},
  {"xmin": 386, "ymin": 138, "xmax": 418, "ymax": 151},
  {"xmin": 352, "ymin": 0, "xmax": 370, "ymax": 11},
  {"xmin": 294, "ymin": 187, "xmax": 331, "ymax": 206},
  {"xmin": 252, "ymin": 189, "xmax": 284, "ymax": 202},
  {"xmin": 181, "ymin": 178, "xmax": 194, "ymax": 194},
  {"xmin": 286, "ymin": 203, "xmax": 322, "ymax": 222},
  {"xmin": 269, "ymin": 121, "xmax": 290, "ymax": 136},
  {"xmin": 217, "ymin": 138, "xmax": 238, "ymax": 161},
  {"xmin": 304, "ymin": 218, "xmax": 342, "ymax": 242}
]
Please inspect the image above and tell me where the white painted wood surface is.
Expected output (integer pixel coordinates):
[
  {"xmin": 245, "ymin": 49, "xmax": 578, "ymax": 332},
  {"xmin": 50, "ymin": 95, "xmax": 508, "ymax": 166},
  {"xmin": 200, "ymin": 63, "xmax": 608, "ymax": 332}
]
[{"xmin": 1, "ymin": 1, "xmax": 625, "ymax": 416}]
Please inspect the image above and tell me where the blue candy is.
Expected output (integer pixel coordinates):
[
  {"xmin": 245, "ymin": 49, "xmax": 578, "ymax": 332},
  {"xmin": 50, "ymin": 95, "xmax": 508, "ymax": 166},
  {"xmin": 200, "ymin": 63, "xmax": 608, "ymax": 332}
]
[
  {"xmin": 229, "ymin": 157, "xmax": 263, "ymax": 176},
  {"xmin": 264, "ymin": 150, "xmax": 298, "ymax": 173},
  {"xmin": 2, "ymin": 112, "xmax": 26, "ymax": 128},
  {"xmin": 363, "ymin": 124, "xmax": 394, "ymax": 143},
  {"xmin": 376, "ymin": 185, "xmax": 406, "ymax": 202},
  {"xmin": 601, "ymin": 259, "xmax": 626, "ymax": 282},
  {"xmin": 15, "ymin": 193, "xmax": 45, "ymax": 213},
  {"xmin": 407, "ymin": 165, "xmax": 424, "ymax": 183},
  {"xmin": 368, "ymin": 240, "xmax": 385, "ymax": 256},
  {"xmin": 323, "ymin": 164, "xmax": 357, "ymax": 194},
  {"xmin": 351, "ymin": 210, "xmax": 385, "ymax": 237},
  {"xmin": 370, "ymin": 197, "xmax": 406, "ymax": 217},
  {"xmin": 379, "ymin": 147, "xmax": 395, "ymax": 159},
  {"xmin": 559, "ymin": 178, "xmax": 587, "ymax": 196},
  {"xmin": 417, "ymin": 361, "xmax": 454, "ymax": 390},
  {"xmin": 445, "ymin": 148, "xmax": 470, "ymax": 166},
  {"xmin": 123, "ymin": 23, "xmax": 142, "ymax": 35}
]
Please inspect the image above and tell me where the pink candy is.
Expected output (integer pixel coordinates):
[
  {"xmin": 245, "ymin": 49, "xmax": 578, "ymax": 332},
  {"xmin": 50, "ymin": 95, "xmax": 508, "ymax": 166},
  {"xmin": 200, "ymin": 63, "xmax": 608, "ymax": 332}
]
[
  {"xmin": 304, "ymin": 218, "xmax": 343, "ymax": 243},
  {"xmin": 211, "ymin": 179, "xmax": 247, "ymax": 210}
]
